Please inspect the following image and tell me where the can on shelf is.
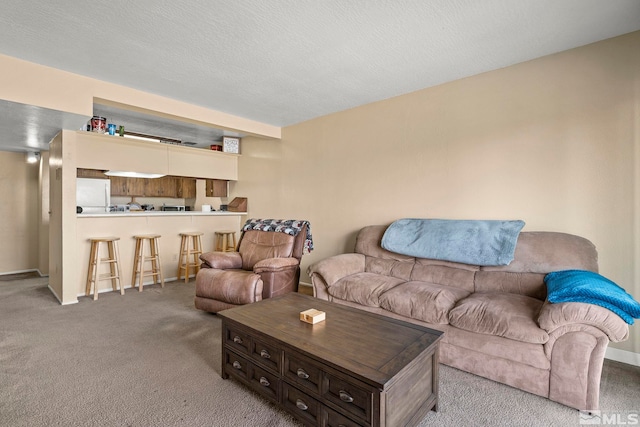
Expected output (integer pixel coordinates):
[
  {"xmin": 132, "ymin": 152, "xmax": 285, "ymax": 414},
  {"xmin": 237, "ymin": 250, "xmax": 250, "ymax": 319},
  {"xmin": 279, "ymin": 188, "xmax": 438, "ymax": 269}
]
[{"xmin": 91, "ymin": 116, "xmax": 107, "ymax": 133}]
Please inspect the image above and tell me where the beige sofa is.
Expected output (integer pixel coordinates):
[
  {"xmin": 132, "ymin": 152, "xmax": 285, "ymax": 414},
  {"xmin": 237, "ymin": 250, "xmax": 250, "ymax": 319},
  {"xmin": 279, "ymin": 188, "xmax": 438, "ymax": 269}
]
[{"xmin": 307, "ymin": 225, "xmax": 629, "ymax": 411}]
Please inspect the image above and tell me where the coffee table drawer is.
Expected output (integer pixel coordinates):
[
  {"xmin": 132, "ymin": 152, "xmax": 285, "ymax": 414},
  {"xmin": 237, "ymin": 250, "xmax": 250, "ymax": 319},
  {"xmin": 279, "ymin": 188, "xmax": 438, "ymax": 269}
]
[
  {"xmin": 284, "ymin": 352, "xmax": 324, "ymax": 394},
  {"xmin": 224, "ymin": 349, "xmax": 250, "ymax": 382},
  {"xmin": 282, "ymin": 383, "xmax": 322, "ymax": 426},
  {"xmin": 251, "ymin": 337, "xmax": 282, "ymax": 373},
  {"xmin": 325, "ymin": 373, "xmax": 372, "ymax": 423},
  {"xmin": 224, "ymin": 326, "xmax": 251, "ymax": 355},
  {"xmin": 326, "ymin": 406, "xmax": 363, "ymax": 427},
  {"xmin": 249, "ymin": 364, "xmax": 280, "ymax": 403}
]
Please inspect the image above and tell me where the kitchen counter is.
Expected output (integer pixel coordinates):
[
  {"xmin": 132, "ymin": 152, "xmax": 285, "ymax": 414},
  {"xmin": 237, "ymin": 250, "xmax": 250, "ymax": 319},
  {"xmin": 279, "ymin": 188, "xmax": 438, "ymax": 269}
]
[
  {"xmin": 78, "ymin": 211, "xmax": 246, "ymax": 218},
  {"xmin": 74, "ymin": 211, "xmax": 245, "ymax": 300}
]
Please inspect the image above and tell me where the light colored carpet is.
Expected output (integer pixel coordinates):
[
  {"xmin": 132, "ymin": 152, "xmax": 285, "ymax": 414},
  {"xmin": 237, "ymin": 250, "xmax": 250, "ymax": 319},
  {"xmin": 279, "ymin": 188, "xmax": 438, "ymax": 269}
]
[{"xmin": 1, "ymin": 276, "xmax": 638, "ymax": 426}]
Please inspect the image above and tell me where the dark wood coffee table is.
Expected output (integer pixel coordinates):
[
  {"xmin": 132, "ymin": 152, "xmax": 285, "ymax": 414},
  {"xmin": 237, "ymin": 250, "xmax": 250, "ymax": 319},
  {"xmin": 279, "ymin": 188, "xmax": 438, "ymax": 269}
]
[{"xmin": 217, "ymin": 293, "xmax": 443, "ymax": 427}]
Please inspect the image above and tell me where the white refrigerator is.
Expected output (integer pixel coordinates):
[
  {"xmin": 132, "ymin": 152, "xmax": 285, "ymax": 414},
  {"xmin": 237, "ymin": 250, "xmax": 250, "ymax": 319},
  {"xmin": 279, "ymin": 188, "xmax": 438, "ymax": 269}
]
[{"xmin": 76, "ymin": 178, "xmax": 111, "ymax": 213}]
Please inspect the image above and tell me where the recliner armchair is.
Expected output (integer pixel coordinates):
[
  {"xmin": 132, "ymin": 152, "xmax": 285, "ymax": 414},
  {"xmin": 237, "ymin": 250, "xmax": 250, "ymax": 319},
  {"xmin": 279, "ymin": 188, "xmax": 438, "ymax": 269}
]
[{"xmin": 194, "ymin": 222, "xmax": 309, "ymax": 313}]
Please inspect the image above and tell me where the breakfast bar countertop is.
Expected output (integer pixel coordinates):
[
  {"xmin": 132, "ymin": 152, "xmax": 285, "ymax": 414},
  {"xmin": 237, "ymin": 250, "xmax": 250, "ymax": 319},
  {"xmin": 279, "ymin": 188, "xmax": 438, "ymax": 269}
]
[{"xmin": 77, "ymin": 211, "xmax": 246, "ymax": 218}]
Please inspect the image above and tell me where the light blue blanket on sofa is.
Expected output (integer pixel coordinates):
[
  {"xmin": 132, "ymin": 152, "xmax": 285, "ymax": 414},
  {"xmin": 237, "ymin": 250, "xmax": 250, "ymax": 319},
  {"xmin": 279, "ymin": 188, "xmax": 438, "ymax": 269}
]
[{"xmin": 381, "ymin": 218, "xmax": 525, "ymax": 266}]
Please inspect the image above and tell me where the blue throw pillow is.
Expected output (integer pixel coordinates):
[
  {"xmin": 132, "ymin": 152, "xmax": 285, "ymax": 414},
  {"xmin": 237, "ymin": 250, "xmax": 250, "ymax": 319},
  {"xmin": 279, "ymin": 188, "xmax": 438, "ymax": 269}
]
[{"xmin": 544, "ymin": 270, "xmax": 640, "ymax": 325}]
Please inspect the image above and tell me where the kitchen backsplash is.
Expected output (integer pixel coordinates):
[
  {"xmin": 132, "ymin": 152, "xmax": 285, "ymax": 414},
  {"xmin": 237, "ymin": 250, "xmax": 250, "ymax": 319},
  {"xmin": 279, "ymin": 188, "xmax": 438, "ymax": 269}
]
[{"xmin": 111, "ymin": 196, "xmax": 192, "ymax": 210}]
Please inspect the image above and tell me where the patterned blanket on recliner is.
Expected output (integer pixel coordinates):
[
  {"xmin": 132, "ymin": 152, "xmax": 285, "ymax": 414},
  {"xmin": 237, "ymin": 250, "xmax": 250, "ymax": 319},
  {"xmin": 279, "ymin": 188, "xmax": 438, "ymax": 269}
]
[{"xmin": 242, "ymin": 219, "xmax": 314, "ymax": 253}]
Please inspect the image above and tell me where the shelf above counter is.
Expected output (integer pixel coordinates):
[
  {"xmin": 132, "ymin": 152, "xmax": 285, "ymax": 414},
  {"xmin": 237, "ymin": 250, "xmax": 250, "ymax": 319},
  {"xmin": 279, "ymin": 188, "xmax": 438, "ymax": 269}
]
[
  {"xmin": 77, "ymin": 211, "xmax": 246, "ymax": 218},
  {"xmin": 74, "ymin": 131, "xmax": 238, "ymax": 180}
]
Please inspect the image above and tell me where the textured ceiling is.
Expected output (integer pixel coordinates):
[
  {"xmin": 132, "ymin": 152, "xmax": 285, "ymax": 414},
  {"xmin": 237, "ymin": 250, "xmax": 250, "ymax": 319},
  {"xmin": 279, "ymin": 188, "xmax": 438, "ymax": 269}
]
[{"xmin": 1, "ymin": 0, "xmax": 640, "ymax": 151}]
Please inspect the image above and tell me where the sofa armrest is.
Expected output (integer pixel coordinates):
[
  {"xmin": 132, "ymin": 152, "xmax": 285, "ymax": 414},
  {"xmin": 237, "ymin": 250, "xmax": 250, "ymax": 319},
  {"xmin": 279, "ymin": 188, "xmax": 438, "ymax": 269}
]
[
  {"xmin": 200, "ymin": 252, "xmax": 243, "ymax": 269},
  {"xmin": 253, "ymin": 257, "xmax": 299, "ymax": 273},
  {"xmin": 308, "ymin": 253, "xmax": 365, "ymax": 287},
  {"xmin": 538, "ymin": 301, "xmax": 629, "ymax": 342},
  {"xmin": 540, "ymin": 301, "xmax": 629, "ymax": 410},
  {"xmin": 307, "ymin": 253, "xmax": 366, "ymax": 300}
]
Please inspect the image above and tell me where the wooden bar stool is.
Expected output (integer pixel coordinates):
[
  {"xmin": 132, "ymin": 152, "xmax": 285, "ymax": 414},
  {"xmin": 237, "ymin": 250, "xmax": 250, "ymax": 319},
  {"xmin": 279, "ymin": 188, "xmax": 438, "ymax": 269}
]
[
  {"xmin": 178, "ymin": 232, "xmax": 204, "ymax": 283},
  {"xmin": 214, "ymin": 230, "xmax": 237, "ymax": 252},
  {"xmin": 131, "ymin": 234, "xmax": 165, "ymax": 292},
  {"xmin": 85, "ymin": 237, "xmax": 123, "ymax": 300}
]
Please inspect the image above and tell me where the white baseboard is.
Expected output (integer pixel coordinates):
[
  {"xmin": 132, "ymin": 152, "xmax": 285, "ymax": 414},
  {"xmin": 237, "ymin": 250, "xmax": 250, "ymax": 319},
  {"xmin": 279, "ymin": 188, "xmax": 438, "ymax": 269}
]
[
  {"xmin": 0, "ymin": 268, "xmax": 45, "ymax": 277},
  {"xmin": 47, "ymin": 284, "xmax": 72, "ymax": 305},
  {"xmin": 76, "ymin": 275, "xmax": 191, "ymax": 298},
  {"xmin": 605, "ymin": 347, "xmax": 640, "ymax": 367}
]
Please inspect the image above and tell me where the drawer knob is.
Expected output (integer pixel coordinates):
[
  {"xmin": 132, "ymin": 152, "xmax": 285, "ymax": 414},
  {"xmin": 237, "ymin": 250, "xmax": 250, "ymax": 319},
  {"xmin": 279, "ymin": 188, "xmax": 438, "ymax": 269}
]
[
  {"xmin": 232, "ymin": 361, "xmax": 242, "ymax": 370},
  {"xmin": 260, "ymin": 349, "xmax": 271, "ymax": 359},
  {"xmin": 339, "ymin": 390, "xmax": 354, "ymax": 403},
  {"xmin": 296, "ymin": 368, "xmax": 310, "ymax": 379},
  {"xmin": 233, "ymin": 336, "xmax": 243, "ymax": 344},
  {"xmin": 259, "ymin": 376, "xmax": 270, "ymax": 387},
  {"xmin": 295, "ymin": 399, "xmax": 308, "ymax": 411}
]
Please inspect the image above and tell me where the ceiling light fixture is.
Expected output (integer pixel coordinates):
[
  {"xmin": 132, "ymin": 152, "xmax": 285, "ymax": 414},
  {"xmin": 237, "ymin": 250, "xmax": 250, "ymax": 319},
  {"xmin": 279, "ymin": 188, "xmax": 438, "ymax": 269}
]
[
  {"xmin": 26, "ymin": 151, "xmax": 40, "ymax": 164},
  {"xmin": 122, "ymin": 131, "xmax": 182, "ymax": 145},
  {"xmin": 103, "ymin": 171, "xmax": 166, "ymax": 179}
]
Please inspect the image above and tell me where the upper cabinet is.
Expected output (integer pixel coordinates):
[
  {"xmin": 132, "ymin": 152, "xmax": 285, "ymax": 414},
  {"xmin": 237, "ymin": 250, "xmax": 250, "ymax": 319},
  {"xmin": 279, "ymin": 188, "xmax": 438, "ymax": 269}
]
[
  {"xmin": 76, "ymin": 132, "xmax": 169, "ymax": 175},
  {"xmin": 74, "ymin": 132, "xmax": 238, "ymax": 180},
  {"xmin": 205, "ymin": 179, "xmax": 228, "ymax": 197},
  {"xmin": 176, "ymin": 178, "xmax": 197, "ymax": 199},
  {"xmin": 166, "ymin": 145, "xmax": 238, "ymax": 180},
  {"xmin": 145, "ymin": 176, "xmax": 177, "ymax": 197}
]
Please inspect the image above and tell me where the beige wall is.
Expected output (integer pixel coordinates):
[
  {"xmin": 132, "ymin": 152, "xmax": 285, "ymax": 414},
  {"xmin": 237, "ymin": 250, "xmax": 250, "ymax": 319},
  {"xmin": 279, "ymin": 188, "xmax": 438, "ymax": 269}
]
[
  {"xmin": 0, "ymin": 151, "xmax": 40, "ymax": 274},
  {"xmin": 235, "ymin": 32, "xmax": 640, "ymax": 356},
  {"xmin": 38, "ymin": 151, "xmax": 50, "ymax": 275}
]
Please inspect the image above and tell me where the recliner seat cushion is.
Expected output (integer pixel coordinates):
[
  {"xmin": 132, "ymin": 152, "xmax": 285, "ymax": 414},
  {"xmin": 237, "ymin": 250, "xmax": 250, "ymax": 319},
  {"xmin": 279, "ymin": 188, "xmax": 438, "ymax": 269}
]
[
  {"xmin": 379, "ymin": 281, "xmax": 470, "ymax": 324},
  {"xmin": 329, "ymin": 273, "xmax": 405, "ymax": 307},
  {"xmin": 448, "ymin": 292, "xmax": 549, "ymax": 344},
  {"xmin": 195, "ymin": 269, "xmax": 262, "ymax": 305}
]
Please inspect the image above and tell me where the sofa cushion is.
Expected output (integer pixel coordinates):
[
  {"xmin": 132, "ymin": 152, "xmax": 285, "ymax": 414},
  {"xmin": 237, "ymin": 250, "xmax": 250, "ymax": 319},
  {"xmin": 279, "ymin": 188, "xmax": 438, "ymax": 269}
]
[
  {"xmin": 379, "ymin": 281, "xmax": 470, "ymax": 324},
  {"xmin": 329, "ymin": 273, "xmax": 405, "ymax": 307},
  {"xmin": 448, "ymin": 292, "xmax": 549, "ymax": 344},
  {"xmin": 480, "ymin": 232, "xmax": 598, "ymax": 274},
  {"xmin": 411, "ymin": 261, "xmax": 477, "ymax": 292},
  {"xmin": 474, "ymin": 271, "xmax": 547, "ymax": 300},
  {"xmin": 356, "ymin": 225, "xmax": 415, "ymax": 261},
  {"xmin": 365, "ymin": 256, "xmax": 414, "ymax": 281}
]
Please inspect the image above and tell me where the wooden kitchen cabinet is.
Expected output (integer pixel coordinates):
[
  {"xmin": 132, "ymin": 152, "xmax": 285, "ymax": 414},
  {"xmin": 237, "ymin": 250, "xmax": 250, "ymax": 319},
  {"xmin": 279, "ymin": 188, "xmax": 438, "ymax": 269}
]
[
  {"xmin": 127, "ymin": 178, "xmax": 147, "ymax": 196},
  {"xmin": 80, "ymin": 167, "xmax": 226, "ymax": 199},
  {"xmin": 77, "ymin": 168, "xmax": 107, "ymax": 179},
  {"xmin": 109, "ymin": 176, "xmax": 129, "ymax": 196},
  {"xmin": 176, "ymin": 177, "xmax": 197, "ymax": 199},
  {"xmin": 109, "ymin": 176, "xmax": 146, "ymax": 196},
  {"xmin": 146, "ymin": 176, "xmax": 177, "ymax": 197},
  {"xmin": 206, "ymin": 179, "xmax": 228, "ymax": 197}
]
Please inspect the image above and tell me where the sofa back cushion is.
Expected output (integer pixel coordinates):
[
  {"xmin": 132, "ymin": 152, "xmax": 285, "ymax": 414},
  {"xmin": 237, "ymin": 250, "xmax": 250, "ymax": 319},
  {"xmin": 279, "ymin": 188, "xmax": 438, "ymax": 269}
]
[
  {"xmin": 481, "ymin": 231, "xmax": 598, "ymax": 273},
  {"xmin": 357, "ymin": 225, "xmax": 415, "ymax": 281},
  {"xmin": 411, "ymin": 259, "xmax": 477, "ymax": 293},
  {"xmin": 477, "ymin": 231, "xmax": 598, "ymax": 299},
  {"xmin": 355, "ymin": 226, "xmax": 598, "ymax": 300},
  {"xmin": 365, "ymin": 257, "xmax": 414, "ymax": 281},
  {"xmin": 474, "ymin": 271, "xmax": 547, "ymax": 300}
]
